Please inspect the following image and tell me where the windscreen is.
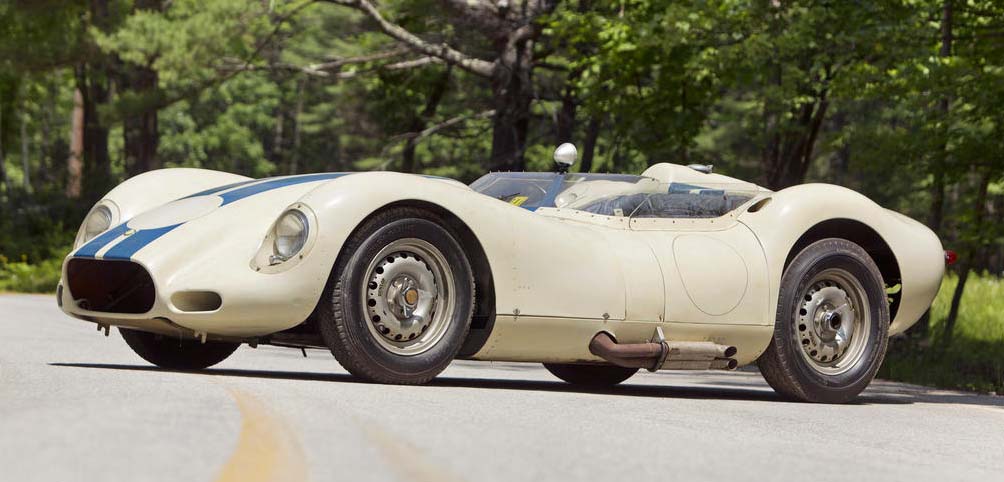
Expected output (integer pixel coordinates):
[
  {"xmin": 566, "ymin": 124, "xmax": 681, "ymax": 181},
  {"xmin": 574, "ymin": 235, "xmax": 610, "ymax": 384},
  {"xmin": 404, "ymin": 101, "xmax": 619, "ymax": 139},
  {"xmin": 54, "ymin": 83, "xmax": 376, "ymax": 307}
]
[
  {"xmin": 470, "ymin": 172, "xmax": 648, "ymax": 210},
  {"xmin": 469, "ymin": 172, "xmax": 559, "ymax": 209},
  {"xmin": 564, "ymin": 181, "xmax": 756, "ymax": 218},
  {"xmin": 470, "ymin": 172, "xmax": 752, "ymax": 217}
]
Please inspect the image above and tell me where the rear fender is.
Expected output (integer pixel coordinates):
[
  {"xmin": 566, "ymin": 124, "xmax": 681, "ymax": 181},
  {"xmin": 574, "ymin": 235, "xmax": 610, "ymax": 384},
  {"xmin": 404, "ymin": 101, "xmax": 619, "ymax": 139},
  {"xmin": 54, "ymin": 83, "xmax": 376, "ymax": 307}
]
[{"xmin": 738, "ymin": 184, "xmax": 943, "ymax": 334}]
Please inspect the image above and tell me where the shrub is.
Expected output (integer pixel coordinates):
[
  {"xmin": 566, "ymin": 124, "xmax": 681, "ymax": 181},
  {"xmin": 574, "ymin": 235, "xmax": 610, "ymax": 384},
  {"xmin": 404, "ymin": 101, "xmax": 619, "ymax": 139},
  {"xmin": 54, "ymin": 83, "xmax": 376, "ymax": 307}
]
[{"xmin": 0, "ymin": 256, "xmax": 63, "ymax": 293}]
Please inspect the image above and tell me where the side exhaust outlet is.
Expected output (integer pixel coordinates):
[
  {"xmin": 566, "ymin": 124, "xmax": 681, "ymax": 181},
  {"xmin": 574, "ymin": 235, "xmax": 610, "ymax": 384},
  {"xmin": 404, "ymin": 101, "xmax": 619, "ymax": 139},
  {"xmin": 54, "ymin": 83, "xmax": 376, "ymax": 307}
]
[{"xmin": 588, "ymin": 329, "xmax": 738, "ymax": 372}]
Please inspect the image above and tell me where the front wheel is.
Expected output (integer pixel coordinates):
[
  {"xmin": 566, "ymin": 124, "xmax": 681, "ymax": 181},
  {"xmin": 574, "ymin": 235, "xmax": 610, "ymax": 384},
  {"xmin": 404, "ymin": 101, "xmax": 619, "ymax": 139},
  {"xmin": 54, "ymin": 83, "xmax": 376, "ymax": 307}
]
[
  {"xmin": 544, "ymin": 363, "xmax": 638, "ymax": 387},
  {"xmin": 318, "ymin": 208, "xmax": 475, "ymax": 385},
  {"xmin": 757, "ymin": 238, "xmax": 890, "ymax": 403},
  {"xmin": 120, "ymin": 328, "xmax": 239, "ymax": 370}
]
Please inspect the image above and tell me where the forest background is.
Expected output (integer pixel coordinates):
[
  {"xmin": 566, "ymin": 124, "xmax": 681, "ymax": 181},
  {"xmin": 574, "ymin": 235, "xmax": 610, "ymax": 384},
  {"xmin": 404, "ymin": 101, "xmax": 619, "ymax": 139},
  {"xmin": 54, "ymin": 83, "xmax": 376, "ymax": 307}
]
[{"xmin": 1, "ymin": 0, "xmax": 1002, "ymax": 392}]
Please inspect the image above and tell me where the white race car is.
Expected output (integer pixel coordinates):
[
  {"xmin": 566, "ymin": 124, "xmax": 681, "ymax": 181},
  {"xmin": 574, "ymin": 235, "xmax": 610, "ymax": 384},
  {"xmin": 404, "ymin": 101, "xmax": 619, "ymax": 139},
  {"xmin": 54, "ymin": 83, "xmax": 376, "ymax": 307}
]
[{"xmin": 59, "ymin": 144, "xmax": 945, "ymax": 403}]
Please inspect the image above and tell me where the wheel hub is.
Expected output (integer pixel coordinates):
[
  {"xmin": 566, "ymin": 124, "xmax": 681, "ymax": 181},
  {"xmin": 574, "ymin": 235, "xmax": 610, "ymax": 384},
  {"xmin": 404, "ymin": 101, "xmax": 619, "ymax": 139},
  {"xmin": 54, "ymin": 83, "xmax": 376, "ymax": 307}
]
[
  {"xmin": 366, "ymin": 251, "xmax": 438, "ymax": 344},
  {"xmin": 798, "ymin": 283, "xmax": 856, "ymax": 365}
]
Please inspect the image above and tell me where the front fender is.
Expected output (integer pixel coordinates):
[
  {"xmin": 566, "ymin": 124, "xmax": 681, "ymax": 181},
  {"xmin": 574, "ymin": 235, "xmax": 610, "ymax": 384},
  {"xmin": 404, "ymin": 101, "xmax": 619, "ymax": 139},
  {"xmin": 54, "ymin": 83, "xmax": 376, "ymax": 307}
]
[{"xmin": 297, "ymin": 172, "xmax": 629, "ymax": 323}]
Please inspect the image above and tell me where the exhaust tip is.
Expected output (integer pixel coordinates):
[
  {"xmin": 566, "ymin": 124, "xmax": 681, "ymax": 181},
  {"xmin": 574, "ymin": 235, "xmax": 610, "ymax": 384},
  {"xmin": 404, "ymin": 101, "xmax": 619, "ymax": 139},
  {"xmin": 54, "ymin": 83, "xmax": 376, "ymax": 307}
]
[
  {"xmin": 726, "ymin": 358, "xmax": 738, "ymax": 370},
  {"xmin": 723, "ymin": 346, "xmax": 737, "ymax": 358}
]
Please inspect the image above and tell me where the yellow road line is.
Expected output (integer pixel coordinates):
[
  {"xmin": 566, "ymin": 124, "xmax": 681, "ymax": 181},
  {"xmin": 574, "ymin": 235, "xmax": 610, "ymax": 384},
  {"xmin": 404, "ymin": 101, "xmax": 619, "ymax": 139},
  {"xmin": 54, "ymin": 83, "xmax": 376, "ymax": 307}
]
[
  {"xmin": 360, "ymin": 418, "xmax": 466, "ymax": 482},
  {"xmin": 215, "ymin": 387, "xmax": 308, "ymax": 482}
]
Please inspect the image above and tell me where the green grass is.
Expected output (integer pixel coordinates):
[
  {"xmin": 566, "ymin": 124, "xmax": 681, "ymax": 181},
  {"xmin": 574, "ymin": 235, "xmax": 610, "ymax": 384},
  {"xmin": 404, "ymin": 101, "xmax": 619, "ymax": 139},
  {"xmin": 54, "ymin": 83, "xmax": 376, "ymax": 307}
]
[
  {"xmin": 0, "ymin": 256, "xmax": 62, "ymax": 293},
  {"xmin": 880, "ymin": 273, "xmax": 1004, "ymax": 393}
]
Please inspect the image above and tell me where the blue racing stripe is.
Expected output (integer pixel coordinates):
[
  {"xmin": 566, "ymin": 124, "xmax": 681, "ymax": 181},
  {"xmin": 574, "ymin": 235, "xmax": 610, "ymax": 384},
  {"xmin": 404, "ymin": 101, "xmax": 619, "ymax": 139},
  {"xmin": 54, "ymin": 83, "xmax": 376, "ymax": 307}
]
[
  {"xmin": 219, "ymin": 173, "xmax": 348, "ymax": 206},
  {"xmin": 182, "ymin": 179, "xmax": 259, "ymax": 199},
  {"xmin": 102, "ymin": 224, "xmax": 183, "ymax": 260},
  {"xmin": 74, "ymin": 224, "xmax": 130, "ymax": 258}
]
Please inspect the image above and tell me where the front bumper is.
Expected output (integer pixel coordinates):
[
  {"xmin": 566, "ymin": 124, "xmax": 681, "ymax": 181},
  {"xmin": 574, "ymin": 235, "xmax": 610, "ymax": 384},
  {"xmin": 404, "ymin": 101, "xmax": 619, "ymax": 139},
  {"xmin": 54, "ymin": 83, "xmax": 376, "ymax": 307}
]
[{"xmin": 59, "ymin": 235, "xmax": 333, "ymax": 338}]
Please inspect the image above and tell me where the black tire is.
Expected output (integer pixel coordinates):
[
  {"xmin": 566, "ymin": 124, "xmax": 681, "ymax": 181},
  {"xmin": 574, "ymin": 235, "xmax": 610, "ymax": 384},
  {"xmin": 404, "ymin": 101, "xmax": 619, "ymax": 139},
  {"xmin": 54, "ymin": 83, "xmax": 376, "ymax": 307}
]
[
  {"xmin": 543, "ymin": 363, "xmax": 638, "ymax": 386},
  {"xmin": 757, "ymin": 238, "xmax": 890, "ymax": 403},
  {"xmin": 120, "ymin": 328, "xmax": 239, "ymax": 370},
  {"xmin": 317, "ymin": 207, "xmax": 475, "ymax": 385}
]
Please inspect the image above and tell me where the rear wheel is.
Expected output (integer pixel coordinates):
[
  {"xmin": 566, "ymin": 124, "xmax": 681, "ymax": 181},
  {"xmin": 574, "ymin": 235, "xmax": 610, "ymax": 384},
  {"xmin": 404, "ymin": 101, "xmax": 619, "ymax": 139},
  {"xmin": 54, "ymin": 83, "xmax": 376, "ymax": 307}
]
[
  {"xmin": 757, "ymin": 238, "xmax": 889, "ymax": 403},
  {"xmin": 544, "ymin": 363, "xmax": 638, "ymax": 387},
  {"xmin": 120, "ymin": 328, "xmax": 239, "ymax": 370},
  {"xmin": 318, "ymin": 208, "xmax": 475, "ymax": 385}
]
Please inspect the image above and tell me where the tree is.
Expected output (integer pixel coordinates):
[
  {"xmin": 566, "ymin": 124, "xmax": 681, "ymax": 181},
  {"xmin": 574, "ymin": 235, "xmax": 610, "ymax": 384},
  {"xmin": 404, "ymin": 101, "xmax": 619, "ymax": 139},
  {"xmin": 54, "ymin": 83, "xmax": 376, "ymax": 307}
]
[{"xmin": 320, "ymin": 0, "xmax": 558, "ymax": 171}]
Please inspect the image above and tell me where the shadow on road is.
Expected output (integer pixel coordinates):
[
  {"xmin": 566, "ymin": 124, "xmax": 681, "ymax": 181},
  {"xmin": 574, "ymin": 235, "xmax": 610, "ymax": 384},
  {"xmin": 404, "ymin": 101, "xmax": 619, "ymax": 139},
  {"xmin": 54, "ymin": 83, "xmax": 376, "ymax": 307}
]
[{"xmin": 49, "ymin": 361, "xmax": 1004, "ymax": 408}]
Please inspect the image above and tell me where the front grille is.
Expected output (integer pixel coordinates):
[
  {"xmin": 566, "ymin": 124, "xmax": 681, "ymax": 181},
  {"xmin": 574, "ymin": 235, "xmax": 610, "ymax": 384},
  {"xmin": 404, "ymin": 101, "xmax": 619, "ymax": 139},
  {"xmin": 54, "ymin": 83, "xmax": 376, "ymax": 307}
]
[{"xmin": 66, "ymin": 258, "xmax": 156, "ymax": 314}]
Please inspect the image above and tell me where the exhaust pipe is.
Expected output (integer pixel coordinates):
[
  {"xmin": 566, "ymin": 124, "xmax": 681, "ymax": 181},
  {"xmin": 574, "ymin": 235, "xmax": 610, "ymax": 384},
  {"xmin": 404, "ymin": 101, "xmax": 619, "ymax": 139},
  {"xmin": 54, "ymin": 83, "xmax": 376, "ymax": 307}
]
[{"xmin": 588, "ymin": 331, "xmax": 737, "ymax": 371}]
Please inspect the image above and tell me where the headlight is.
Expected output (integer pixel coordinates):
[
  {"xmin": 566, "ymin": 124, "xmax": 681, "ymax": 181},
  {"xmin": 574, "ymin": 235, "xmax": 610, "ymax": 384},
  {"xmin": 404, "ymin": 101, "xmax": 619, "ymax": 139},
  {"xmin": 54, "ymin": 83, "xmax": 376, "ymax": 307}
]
[
  {"xmin": 78, "ymin": 205, "xmax": 113, "ymax": 246},
  {"xmin": 272, "ymin": 210, "xmax": 309, "ymax": 263}
]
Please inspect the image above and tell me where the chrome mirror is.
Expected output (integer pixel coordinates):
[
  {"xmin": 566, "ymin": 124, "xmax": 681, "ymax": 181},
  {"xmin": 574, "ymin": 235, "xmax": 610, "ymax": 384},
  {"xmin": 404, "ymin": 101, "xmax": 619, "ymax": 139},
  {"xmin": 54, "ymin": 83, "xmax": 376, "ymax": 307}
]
[{"xmin": 553, "ymin": 143, "xmax": 577, "ymax": 173}]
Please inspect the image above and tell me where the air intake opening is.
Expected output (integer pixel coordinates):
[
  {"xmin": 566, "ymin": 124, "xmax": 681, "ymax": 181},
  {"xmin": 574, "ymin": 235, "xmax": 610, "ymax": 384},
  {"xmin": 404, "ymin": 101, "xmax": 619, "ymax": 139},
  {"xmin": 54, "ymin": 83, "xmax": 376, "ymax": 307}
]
[
  {"xmin": 66, "ymin": 258, "xmax": 155, "ymax": 314},
  {"xmin": 171, "ymin": 291, "xmax": 222, "ymax": 312}
]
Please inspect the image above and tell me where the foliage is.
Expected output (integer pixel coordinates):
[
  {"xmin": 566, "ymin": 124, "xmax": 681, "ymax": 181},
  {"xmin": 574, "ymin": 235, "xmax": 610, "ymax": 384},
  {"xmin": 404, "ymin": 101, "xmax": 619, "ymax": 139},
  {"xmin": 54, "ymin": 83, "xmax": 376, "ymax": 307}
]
[
  {"xmin": 0, "ymin": 256, "xmax": 63, "ymax": 293},
  {"xmin": 882, "ymin": 273, "xmax": 1004, "ymax": 393},
  {"xmin": 1, "ymin": 0, "xmax": 1003, "ymax": 391}
]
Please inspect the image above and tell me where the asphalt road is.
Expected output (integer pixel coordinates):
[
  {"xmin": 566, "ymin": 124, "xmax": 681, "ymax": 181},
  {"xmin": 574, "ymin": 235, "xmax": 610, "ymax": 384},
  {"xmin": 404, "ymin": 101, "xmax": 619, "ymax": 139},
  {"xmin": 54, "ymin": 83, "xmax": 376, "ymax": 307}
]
[{"xmin": 1, "ymin": 294, "xmax": 1002, "ymax": 482}]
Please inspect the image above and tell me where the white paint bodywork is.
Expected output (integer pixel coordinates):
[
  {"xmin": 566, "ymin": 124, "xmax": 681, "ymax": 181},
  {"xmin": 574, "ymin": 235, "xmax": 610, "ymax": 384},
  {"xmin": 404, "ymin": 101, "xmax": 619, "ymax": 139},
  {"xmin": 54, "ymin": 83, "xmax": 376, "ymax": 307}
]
[{"xmin": 59, "ymin": 164, "xmax": 944, "ymax": 367}]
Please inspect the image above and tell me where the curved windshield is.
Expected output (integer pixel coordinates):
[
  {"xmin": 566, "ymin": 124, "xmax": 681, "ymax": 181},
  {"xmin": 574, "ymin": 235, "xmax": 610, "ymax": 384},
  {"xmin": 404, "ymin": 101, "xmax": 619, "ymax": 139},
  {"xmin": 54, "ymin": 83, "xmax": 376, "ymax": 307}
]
[
  {"xmin": 470, "ymin": 172, "xmax": 755, "ymax": 218},
  {"xmin": 568, "ymin": 181, "xmax": 755, "ymax": 218},
  {"xmin": 469, "ymin": 172, "xmax": 558, "ymax": 209},
  {"xmin": 470, "ymin": 172, "xmax": 646, "ymax": 210}
]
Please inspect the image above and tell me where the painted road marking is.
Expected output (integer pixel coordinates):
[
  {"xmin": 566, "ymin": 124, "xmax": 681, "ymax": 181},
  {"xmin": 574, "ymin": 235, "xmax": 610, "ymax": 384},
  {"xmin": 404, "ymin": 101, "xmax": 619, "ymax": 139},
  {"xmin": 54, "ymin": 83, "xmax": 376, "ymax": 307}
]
[
  {"xmin": 215, "ymin": 387, "xmax": 308, "ymax": 482},
  {"xmin": 359, "ymin": 417, "xmax": 466, "ymax": 482}
]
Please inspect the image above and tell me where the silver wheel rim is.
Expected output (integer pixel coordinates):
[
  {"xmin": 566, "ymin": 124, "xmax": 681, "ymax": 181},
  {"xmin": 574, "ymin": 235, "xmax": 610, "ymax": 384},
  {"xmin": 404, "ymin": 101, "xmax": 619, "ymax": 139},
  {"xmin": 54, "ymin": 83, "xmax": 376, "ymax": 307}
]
[
  {"xmin": 362, "ymin": 238, "xmax": 455, "ymax": 356},
  {"xmin": 795, "ymin": 268, "xmax": 871, "ymax": 375}
]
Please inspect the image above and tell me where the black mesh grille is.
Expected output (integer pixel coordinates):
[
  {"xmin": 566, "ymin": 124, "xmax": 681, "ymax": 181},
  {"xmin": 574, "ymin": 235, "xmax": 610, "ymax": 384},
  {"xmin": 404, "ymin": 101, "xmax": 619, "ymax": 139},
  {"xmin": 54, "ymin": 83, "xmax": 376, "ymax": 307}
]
[{"xmin": 66, "ymin": 259, "xmax": 156, "ymax": 314}]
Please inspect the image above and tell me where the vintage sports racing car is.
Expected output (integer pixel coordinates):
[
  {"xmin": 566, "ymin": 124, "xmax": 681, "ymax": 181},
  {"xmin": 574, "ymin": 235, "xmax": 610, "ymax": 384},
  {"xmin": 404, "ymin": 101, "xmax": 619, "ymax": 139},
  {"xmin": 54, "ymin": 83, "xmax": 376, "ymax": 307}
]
[{"xmin": 59, "ymin": 144, "xmax": 945, "ymax": 403}]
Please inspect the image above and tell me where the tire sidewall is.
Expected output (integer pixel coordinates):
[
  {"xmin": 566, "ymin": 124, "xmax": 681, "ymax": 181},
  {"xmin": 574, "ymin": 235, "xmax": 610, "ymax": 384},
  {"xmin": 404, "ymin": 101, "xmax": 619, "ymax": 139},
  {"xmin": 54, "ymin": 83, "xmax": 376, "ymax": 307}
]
[
  {"xmin": 336, "ymin": 217, "xmax": 473, "ymax": 378},
  {"xmin": 774, "ymin": 239, "xmax": 890, "ymax": 401}
]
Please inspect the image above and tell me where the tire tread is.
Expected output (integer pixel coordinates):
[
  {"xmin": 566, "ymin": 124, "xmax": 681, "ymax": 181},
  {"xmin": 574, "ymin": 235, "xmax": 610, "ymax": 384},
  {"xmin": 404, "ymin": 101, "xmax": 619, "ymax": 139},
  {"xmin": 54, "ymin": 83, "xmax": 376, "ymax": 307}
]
[
  {"xmin": 757, "ymin": 238, "xmax": 889, "ymax": 403},
  {"xmin": 318, "ymin": 207, "xmax": 475, "ymax": 384}
]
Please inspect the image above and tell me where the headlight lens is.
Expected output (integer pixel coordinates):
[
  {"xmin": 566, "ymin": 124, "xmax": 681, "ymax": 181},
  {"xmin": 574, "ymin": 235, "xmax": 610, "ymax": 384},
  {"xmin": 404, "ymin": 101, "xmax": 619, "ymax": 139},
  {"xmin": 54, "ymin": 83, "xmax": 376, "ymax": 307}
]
[
  {"xmin": 273, "ymin": 210, "xmax": 309, "ymax": 261},
  {"xmin": 80, "ymin": 206, "xmax": 113, "ymax": 244}
]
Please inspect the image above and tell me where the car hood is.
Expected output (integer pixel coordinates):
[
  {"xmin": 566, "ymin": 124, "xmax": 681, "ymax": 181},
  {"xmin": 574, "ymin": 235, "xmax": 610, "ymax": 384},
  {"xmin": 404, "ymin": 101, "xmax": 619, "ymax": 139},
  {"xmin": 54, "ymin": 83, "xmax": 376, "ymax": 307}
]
[{"xmin": 71, "ymin": 172, "xmax": 353, "ymax": 262}]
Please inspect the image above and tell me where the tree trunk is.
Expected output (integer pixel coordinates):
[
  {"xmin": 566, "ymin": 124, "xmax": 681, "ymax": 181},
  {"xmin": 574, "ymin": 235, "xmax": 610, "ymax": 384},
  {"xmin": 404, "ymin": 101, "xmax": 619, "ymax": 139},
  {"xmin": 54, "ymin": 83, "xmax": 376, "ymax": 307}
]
[
  {"xmin": 488, "ymin": 17, "xmax": 542, "ymax": 173},
  {"xmin": 580, "ymin": 114, "xmax": 601, "ymax": 173},
  {"xmin": 272, "ymin": 107, "xmax": 285, "ymax": 171},
  {"xmin": 120, "ymin": 0, "xmax": 161, "ymax": 178},
  {"xmin": 67, "ymin": 89, "xmax": 84, "ymax": 199},
  {"xmin": 76, "ymin": 64, "xmax": 113, "ymax": 203},
  {"xmin": 489, "ymin": 64, "xmax": 533, "ymax": 172},
  {"xmin": 40, "ymin": 80, "xmax": 56, "ymax": 186},
  {"xmin": 929, "ymin": 0, "xmax": 953, "ymax": 235},
  {"xmin": 0, "ymin": 104, "xmax": 8, "ymax": 196},
  {"xmin": 940, "ymin": 170, "xmax": 991, "ymax": 349},
  {"xmin": 20, "ymin": 110, "xmax": 31, "ymax": 194},
  {"xmin": 764, "ymin": 92, "xmax": 830, "ymax": 190},
  {"xmin": 917, "ymin": 0, "xmax": 954, "ymax": 338},
  {"xmin": 942, "ymin": 266, "xmax": 969, "ymax": 349},
  {"xmin": 121, "ymin": 65, "xmax": 159, "ymax": 177},
  {"xmin": 290, "ymin": 78, "xmax": 306, "ymax": 175},
  {"xmin": 76, "ymin": 0, "xmax": 114, "ymax": 202},
  {"xmin": 402, "ymin": 67, "xmax": 451, "ymax": 173},
  {"xmin": 556, "ymin": 73, "xmax": 578, "ymax": 145}
]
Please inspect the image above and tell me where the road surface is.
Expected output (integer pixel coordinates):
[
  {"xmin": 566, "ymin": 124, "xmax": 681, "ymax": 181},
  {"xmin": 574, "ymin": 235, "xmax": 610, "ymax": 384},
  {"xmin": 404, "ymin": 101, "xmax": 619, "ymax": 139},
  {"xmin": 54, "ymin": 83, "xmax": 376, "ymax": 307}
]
[{"xmin": 1, "ymin": 293, "xmax": 1001, "ymax": 482}]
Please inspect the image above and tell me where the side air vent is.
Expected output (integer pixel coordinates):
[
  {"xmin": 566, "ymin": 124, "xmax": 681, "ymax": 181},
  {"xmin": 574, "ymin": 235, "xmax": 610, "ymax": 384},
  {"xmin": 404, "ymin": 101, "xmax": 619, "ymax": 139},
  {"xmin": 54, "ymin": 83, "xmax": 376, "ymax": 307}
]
[{"xmin": 171, "ymin": 291, "xmax": 222, "ymax": 312}]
